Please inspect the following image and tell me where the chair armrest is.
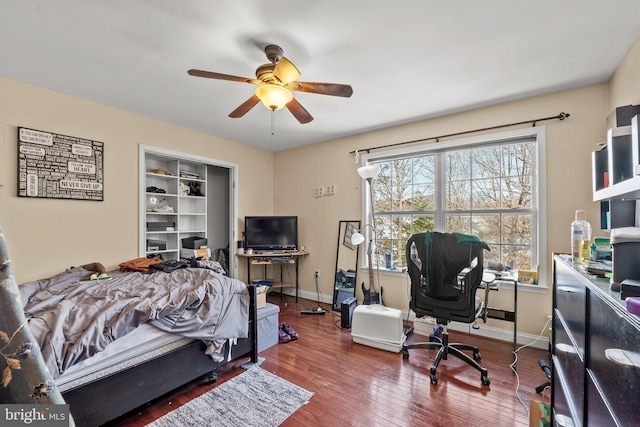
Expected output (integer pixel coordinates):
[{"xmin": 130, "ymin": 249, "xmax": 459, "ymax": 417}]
[{"xmin": 456, "ymin": 257, "xmax": 479, "ymax": 292}]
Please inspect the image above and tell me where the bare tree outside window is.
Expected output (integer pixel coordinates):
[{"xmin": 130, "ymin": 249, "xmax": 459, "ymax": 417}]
[{"xmin": 367, "ymin": 139, "xmax": 536, "ymax": 272}]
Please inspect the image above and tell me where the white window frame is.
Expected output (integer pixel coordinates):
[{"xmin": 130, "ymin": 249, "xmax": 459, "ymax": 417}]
[{"xmin": 359, "ymin": 126, "xmax": 547, "ymax": 290}]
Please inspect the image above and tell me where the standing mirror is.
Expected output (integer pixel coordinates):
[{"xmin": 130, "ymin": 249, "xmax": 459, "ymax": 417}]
[{"xmin": 333, "ymin": 220, "xmax": 360, "ymax": 310}]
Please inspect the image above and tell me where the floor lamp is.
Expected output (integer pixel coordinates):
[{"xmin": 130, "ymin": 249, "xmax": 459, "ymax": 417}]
[{"xmin": 352, "ymin": 164, "xmax": 382, "ymax": 305}]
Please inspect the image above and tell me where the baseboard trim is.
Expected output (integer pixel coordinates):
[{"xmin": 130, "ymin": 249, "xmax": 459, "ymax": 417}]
[{"xmin": 281, "ymin": 289, "xmax": 550, "ymax": 351}]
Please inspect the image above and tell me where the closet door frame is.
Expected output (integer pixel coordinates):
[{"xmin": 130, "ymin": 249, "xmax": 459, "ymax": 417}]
[{"xmin": 139, "ymin": 144, "xmax": 239, "ymax": 277}]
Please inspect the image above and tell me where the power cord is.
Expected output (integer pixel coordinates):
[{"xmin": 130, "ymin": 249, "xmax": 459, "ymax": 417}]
[{"xmin": 511, "ymin": 318, "xmax": 552, "ymax": 417}]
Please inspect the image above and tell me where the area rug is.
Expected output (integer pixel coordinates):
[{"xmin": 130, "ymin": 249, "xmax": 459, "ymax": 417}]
[{"xmin": 146, "ymin": 366, "xmax": 314, "ymax": 427}]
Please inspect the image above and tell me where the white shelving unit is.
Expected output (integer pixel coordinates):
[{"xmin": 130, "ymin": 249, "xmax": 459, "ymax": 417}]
[{"xmin": 139, "ymin": 145, "xmax": 239, "ymax": 274}]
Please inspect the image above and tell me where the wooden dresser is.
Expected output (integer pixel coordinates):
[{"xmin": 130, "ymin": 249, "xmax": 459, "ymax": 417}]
[{"xmin": 552, "ymin": 254, "xmax": 640, "ymax": 426}]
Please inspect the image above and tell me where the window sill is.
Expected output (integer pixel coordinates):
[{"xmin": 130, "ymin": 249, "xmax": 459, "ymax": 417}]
[{"xmin": 368, "ymin": 267, "xmax": 548, "ymax": 294}]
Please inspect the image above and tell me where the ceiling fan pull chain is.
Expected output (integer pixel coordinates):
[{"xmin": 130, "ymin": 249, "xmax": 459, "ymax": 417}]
[{"xmin": 271, "ymin": 110, "xmax": 276, "ymax": 136}]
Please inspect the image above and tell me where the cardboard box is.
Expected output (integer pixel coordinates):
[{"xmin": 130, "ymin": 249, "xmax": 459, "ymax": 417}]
[
  {"xmin": 518, "ymin": 270, "xmax": 538, "ymax": 285},
  {"xmin": 256, "ymin": 292, "xmax": 266, "ymax": 309},
  {"xmin": 180, "ymin": 248, "xmax": 211, "ymax": 259},
  {"xmin": 529, "ymin": 399, "xmax": 551, "ymax": 427}
]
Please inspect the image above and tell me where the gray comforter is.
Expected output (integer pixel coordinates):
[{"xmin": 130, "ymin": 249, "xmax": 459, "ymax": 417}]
[{"xmin": 20, "ymin": 267, "xmax": 249, "ymax": 379}]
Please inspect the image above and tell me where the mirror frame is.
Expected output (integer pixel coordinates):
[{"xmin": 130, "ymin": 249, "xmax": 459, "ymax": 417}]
[{"xmin": 333, "ymin": 220, "xmax": 360, "ymax": 311}]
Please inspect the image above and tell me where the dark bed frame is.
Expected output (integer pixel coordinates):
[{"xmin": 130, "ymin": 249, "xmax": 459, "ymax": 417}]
[{"xmin": 61, "ymin": 285, "xmax": 259, "ymax": 427}]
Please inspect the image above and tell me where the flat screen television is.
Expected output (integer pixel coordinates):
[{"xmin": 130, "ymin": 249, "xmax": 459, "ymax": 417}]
[{"xmin": 244, "ymin": 216, "xmax": 298, "ymax": 253}]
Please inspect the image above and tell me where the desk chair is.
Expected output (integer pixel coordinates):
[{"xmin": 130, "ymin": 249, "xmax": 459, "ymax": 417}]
[{"xmin": 402, "ymin": 231, "xmax": 491, "ymax": 386}]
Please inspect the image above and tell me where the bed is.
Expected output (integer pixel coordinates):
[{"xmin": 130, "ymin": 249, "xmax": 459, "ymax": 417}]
[{"xmin": 19, "ymin": 264, "xmax": 259, "ymax": 427}]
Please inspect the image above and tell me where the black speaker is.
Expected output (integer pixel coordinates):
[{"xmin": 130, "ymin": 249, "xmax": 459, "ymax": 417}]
[{"xmin": 341, "ymin": 297, "xmax": 358, "ymax": 328}]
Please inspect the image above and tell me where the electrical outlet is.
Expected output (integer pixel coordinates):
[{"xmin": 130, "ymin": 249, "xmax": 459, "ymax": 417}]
[
  {"xmin": 326, "ymin": 185, "xmax": 336, "ymax": 195},
  {"xmin": 315, "ymin": 269, "xmax": 320, "ymax": 279},
  {"xmin": 314, "ymin": 187, "xmax": 323, "ymax": 197}
]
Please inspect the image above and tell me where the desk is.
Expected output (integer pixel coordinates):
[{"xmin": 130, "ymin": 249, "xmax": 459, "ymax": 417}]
[
  {"xmin": 479, "ymin": 271, "xmax": 518, "ymax": 367},
  {"xmin": 237, "ymin": 251, "xmax": 308, "ymax": 302}
]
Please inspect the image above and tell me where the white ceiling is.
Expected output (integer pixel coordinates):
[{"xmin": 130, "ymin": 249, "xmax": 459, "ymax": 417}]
[{"xmin": 2, "ymin": 1, "xmax": 640, "ymax": 152}]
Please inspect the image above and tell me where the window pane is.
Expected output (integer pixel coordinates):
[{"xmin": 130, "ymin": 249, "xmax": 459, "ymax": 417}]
[
  {"xmin": 502, "ymin": 214, "xmax": 532, "ymax": 245},
  {"xmin": 368, "ymin": 136, "xmax": 537, "ymax": 273},
  {"xmin": 446, "ymin": 214, "xmax": 470, "ymax": 233},
  {"xmin": 393, "ymin": 215, "xmax": 413, "ymax": 240},
  {"xmin": 472, "ymin": 178, "xmax": 501, "ymax": 209},
  {"xmin": 503, "ymin": 245, "xmax": 533, "ymax": 270},
  {"xmin": 413, "ymin": 215, "xmax": 435, "ymax": 234},
  {"xmin": 503, "ymin": 176, "xmax": 531, "ymax": 208},
  {"xmin": 446, "ymin": 180, "xmax": 470, "ymax": 210},
  {"xmin": 446, "ymin": 150, "xmax": 471, "ymax": 180},
  {"xmin": 413, "ymin": 183, "xmax": 435, "ymax": 210},
  {"xmin": 472, "ymin": 146, "xmax": 501, "ymax": 179},
  {"xmin": 414, "ymin": 156, "xmax": 435, "ymax": 183},
  {"xmin": 503, "ymin": 144, "xmax": 532, "ymax": 178},
  {"xmin": 376, "ymin": 215, "xmax": 391, "ymax": 239},
  {"xmin": 472, "ymin": 214, "xmax": 500, "ymax": 244}
]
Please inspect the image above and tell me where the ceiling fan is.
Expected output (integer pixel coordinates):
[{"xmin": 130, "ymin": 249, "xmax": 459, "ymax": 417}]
[{"xmin": 187, "ymin": 44, "xmax": 353, "ymax": 124}]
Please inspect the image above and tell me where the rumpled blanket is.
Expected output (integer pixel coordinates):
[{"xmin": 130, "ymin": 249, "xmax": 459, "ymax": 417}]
[{"xmin": 20, "ymin": 267, "xmax": 249, "ymax": 379}]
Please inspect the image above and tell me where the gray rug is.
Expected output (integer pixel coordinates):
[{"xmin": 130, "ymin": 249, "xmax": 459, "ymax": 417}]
[{"xmin": 146, "ymin": 366, "xmax": 314, "ymax": 427}]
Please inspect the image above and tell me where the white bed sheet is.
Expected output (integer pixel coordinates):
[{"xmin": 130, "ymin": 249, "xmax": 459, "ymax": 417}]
[{"xmin": 55, "ymin": 323, "xmax": 193, "ymax": 392}]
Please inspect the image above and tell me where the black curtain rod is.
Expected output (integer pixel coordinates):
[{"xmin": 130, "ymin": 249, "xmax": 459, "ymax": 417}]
[{"xmin": 349, "ymin": 112, "xmax": 570, "ymax": 155}]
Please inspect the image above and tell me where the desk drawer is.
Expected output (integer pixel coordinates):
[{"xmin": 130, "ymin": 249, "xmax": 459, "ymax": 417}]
[
  {"xmin": 588, "ymin": 291, "xmax": 640, "ymax": 426},
  {"xmin": 554, "ymin": 260, "xmax": 587, "ymax": 355},
  {"xmin": 552, "ymin": 353, "xmax": 582, "ymax": 427},
  {"xmin": 552, "ymin": 313, "xmax": 584, "ymax": 425},
  {"xmin": 586, "ymin": 371, "xmax": 618, "ymax": 427}
]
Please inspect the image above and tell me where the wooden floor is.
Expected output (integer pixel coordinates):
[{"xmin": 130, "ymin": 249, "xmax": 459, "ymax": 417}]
[{"xmin": 108, "ymin": 294, "xmax": 550, "ymax": 427}]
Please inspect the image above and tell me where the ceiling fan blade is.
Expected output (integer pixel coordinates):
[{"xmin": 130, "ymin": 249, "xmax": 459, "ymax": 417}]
[
  {"xmin": 229, "ymin": 95, "xmax": 260, "ymax": 118},
  {"xmin": 286, "ymin": 97, "xmax": 313, "ymax": 124},
  {"xmin": 286, "ymin": 81, "xmax": 353, "ymax": 97},
  {"xmin": 188, "ymin": 69, "xmax": 259, "ymax": 85},
  {"xmin": 273, "ymin": 57, "xmax": 301, "ymax": 85}
]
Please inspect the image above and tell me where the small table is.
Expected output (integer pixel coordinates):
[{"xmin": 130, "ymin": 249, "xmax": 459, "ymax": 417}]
[
  {"xmin": 479, "ymin": 270, "xmax": 518, "ymax": 368},
  {"xmin": 237, "ymin": 251, "xmax": 309, "ymax": 302}
]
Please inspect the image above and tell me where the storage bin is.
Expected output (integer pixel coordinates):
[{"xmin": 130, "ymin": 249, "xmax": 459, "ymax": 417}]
[
  {"xmin": 257, "ymin": 303, "xmax": 280, "ymax": 352},
  {"xmin": 351, "ymin": 304, "xmax": 406, "ymax": 352},
  {"xmin": 611, "ymin": 227, "xmax": 640, "ymax": 289}
]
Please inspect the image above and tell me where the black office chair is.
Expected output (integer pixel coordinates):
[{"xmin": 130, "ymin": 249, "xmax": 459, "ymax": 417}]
[{"xmin": 401, "ymin": 231, "xmax": 491, "ymax": 386}]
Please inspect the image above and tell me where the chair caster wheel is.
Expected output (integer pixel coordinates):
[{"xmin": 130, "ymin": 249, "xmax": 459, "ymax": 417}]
[
  {"xmin": 474, "ymin": 351, "xmax": 482, "ymax": 361},
  {"xmin": 481, "ymin": 371, "xmax": 490, "ymax": 386},
  {"xmin": 402, "ymin": 349, "xmax": 410, "ymax": 359},
  {"xmin": 205, "ymin": 372, "xmax": 218, "ymax": 384}
]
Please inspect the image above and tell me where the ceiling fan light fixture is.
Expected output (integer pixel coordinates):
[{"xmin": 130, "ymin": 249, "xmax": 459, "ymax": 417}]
[{"xmin": 255, "ymin": 84, "xmax": 293, "ymax": 111}]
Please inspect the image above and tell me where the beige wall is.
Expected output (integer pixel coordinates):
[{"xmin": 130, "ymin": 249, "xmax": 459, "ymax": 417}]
[
  {"xmin": 275, "ymin": 35, "xmax": 640, "ymax": 337},
  {"xmin": 0, "ymin": 76, "xmax": 274, "ymax": 282},
  {"xmin": 277, "ymin": 84, "xmax": 608, "ymax": 337},
  {"xmin": 2, "ymin": 34, "xmax": 639, "ymax": 339}
]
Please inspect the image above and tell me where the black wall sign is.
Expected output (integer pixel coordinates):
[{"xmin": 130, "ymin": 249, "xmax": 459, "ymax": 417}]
[{"xmin": 17, "ymin": 127, "xmax": 104, "ymax": 201}]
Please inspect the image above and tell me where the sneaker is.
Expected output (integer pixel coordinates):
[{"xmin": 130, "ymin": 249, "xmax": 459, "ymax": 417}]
[
  {"xmin": 278, "ymin": 328, "xmax": 291, "ymax": 343},
  {"xmin": 281, "ymin": 323, "xmax": 298, "ymax": 340}
]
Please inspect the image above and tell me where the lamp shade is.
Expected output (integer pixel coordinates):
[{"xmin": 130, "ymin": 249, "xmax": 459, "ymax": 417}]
[
  {"xmin": 351, "ymin": 231, "xmax": 365, "ymax": 246},
  {"xmin": 255, "ymin": 84, "xmax": 293, "ymax": 111},
  {"xmin": 358, "ymin": 164, "xmax": 381, "ymax": 180}
]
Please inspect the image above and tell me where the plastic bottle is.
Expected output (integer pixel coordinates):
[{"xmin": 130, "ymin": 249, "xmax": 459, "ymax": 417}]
[
  {"xmin": 571, "ymin": 210, "xmax": 591, "ymax": 264},
  {"xmin": 385, "ymin": 249, "xmax": 392, "ymax": 269}
]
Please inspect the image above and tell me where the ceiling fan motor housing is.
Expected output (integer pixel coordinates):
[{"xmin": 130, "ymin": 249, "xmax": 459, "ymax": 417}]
[
  {"xmin": 264, "ymin": 44, "xmax": 284, "ymax": 64},
  {"xmin": 255, "ymin": 64, "xmax": 276, "ymax": 83}
]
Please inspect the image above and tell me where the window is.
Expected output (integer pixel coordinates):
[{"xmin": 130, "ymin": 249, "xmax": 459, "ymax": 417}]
[{"xmin": 361, "ymin": 127, "xmax": 545, "ymax": 275}]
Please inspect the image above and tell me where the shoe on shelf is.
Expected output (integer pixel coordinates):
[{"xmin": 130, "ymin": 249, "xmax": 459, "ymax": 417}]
[
  {"xmin": 279, "ymin": 328, "xmax": 291, "ymax": 343},
  {"xmin": 281, "ymin": 323, "xmax": 298, "ymax": 340}
]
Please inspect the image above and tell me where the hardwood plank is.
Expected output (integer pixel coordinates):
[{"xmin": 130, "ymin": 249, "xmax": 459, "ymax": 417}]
[{"xmin": 107, "ymin": 295, "xmax": 550, "ymax": 426}]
